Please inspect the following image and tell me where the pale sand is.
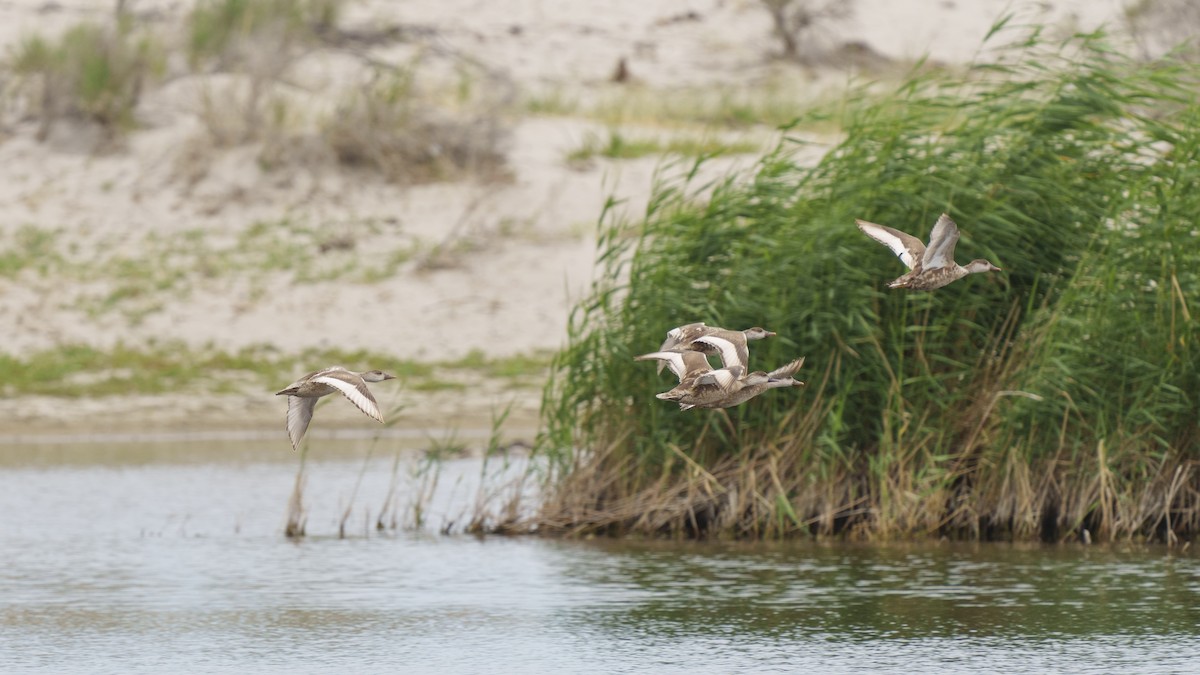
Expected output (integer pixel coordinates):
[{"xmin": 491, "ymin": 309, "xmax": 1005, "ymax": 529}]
[{"xmin": 0, "ymin": 1, "xmax": 1135, "ymax": 440}]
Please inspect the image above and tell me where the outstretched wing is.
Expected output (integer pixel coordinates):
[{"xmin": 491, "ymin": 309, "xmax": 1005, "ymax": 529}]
[
  {"xmin": 694, "ymin": 365, "xmax": 744, "ymax": 389},
  {"xmin": 311, "ymin": 372, "xmax": 384, "ymax": 423},
  {"xmin": 856, "ymin": 220, "xmax": 926, "ymax": 270},
  {"xmin": 285, "ymin": 396, "xmax": 317, "ymax": 450},
  {"xmin": 659, "ymin": 322, "xmax": 706, "ymax": 351},
  {"xmin": 921, "ymin": 214, "xmax": 960, "ymax": 270},
  {"xmin": 767, "ymin": 357, "xmax": 806, "ymax": 380},
  {"xmin": 657, "ymin": 323, "xmax": 707, "ymax": 373},
  {"xmin": 635, "ymin": 350, "xmax": 711, "ymax": 382},
  {"xmin": 691, "ymin": 334, "xmax": 749, "ymax": 370}
]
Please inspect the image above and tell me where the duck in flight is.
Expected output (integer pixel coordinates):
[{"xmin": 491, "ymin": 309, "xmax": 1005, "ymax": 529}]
[
  {"xmin": 856, "ymin": 213, "xmax": 1001, "ymax": 291},
  {"xmin": 636, "ymin": 349, "xmax": 804, "ymax": 411},
  {"xmin": 276, "ymin": 367, "xmax": 396, "ymax": 450},
  {"xmin": 655, "ymin": 322, "xmax": 775, "ymax": 372}
]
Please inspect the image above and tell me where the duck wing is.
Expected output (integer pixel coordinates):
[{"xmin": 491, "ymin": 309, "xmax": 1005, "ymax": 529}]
[
  {"xmin": 285, "ymin": 396, "xmax": 318, "ymax": 450},
  {"xmin": 657, "ymin": 323, "xmax": 707, "ymax": 373},
  {"xmin": 921, "ymin": 214, "xmax": 960, "ymax": 270},
  {"xmin": 660, "ymin": 322, "xmax": 707, "ymax": 349},
  {"xmin": 635, "ymin": 350, "xmax": 711, "ymax": 382},
  {"xmin": 694, "ymin": 365, "xmax": 744, "ymax": 390},
  {"xmin": 311, "ymin": 371, "xmax": 385, "ymax": 423},
  {"xmin": 856, "ymin": 220, "xmax": 926, "ymax": 270},
  {"xmin": 767, "ymin": 357, "xmax": 806, "ymax": 380},
  {"xmin": 277, "ymin": 366, "xmax": 351, "ymax": 395},
  {"xmin": 691, "ymin": 334, "xmax": 749, "ymax": 370}
]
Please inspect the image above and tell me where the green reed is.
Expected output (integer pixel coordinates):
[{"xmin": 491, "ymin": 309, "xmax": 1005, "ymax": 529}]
[{"xmin": 535, "ymin": 22, "xmax": 1200, "ymax": 542}]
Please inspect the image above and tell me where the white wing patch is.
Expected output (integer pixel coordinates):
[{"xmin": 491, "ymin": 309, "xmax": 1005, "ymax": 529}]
[
  {"xmin": 857, "ymin": 220, "xmax": 917, "ymax": 269},
  {"xmin": 695, "ymin": 367, "xmax": 741, "ymax": 389},
  {"xmin": 921, "ymin": 214, "xmax": 960, "ymax": 270},
  {"xmin": 691, "ymin": 335, "xmax": 747, "ymax": 370},
  {"xmin": 637, "ymin": 351, "xmax": 690, "ymax": 381},
  {"xmin": 312, "ymin": 375, "xmax": 384, "ymax": 423}
]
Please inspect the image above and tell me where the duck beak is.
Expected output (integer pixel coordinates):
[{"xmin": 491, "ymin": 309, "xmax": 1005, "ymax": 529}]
[
  {"xmin": 384, "ymin": 374, "xmax": 397, "ymax": 381},
  {"xmin": 766, "ymin": 331, "xmax": 777, "ymax": 337}
]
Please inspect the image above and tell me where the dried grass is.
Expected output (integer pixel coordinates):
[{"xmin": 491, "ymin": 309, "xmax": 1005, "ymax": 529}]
[{"xmin": 322, "ymin": 71, "xmax": 509, "ymax": 184}]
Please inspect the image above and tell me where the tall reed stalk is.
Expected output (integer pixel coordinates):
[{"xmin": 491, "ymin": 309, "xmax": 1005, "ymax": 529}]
[
  {"xmin": 285, "ymin": 446, "xmax": 308, "ymax": 538},
  {"xmin": 535, "ymin": 21, "xmax": 1200, "ymax": 542}
]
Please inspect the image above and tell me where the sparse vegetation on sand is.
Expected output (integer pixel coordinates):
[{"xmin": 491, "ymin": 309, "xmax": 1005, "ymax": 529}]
[
  {"xmin": 4, "ymin": 0, "xmax": 510, "ymax": 184},
  {"xmin": 0, "ymin": 343, "xmax": 550, "ymax": 398},
  {"xmin": 759, "ymin": 0, "xmax": 855, "ymax": 64},
  {"xmin": 321, "ymin": 71, "xmax": 510, "ymax": 184},
  {"xmin": 528, "ymin": 83, "xmax": 844, "ymax": 131},
  {"xmin": 186, "ymin": 0, "xmax": 340, "ymax": 68},
  {"xmin": 566, "ymin": 129, "xmax": 761, "ymax": 164},
  {"xmin": 533, "ymin": 22, "xmax": 1200, "ymax": 543},
  {"xmin": 1124, "ymin": 0, "xmax": 1200, "ymax": 61},
  {"xmin": 0, "ymin": 218, "xmax": 420, "ymax": 324},
  {"xmin": 9, "ymin": 15, "xmax": 164, "ymax": 141}
]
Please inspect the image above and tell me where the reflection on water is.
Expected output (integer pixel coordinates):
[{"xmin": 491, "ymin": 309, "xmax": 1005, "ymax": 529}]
[{"xmin": 1, "ymin": 446, "xmax": 1198, "ymax": 674}]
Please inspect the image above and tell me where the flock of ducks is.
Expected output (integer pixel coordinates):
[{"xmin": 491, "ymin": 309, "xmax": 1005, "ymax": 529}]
[
  {"xmin": 275, "ymin": 214, "xmax": 1002, "ymax": 447},
  {"xmin": 636, "ymin": 324, "xmax": 805, "ymax": 410},
  {"xmin": 633, "ymin": 213, "xmax": 1002, "ymax": 410}
]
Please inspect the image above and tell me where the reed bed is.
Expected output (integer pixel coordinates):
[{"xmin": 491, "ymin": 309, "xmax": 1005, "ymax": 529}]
[{"xmin": 533, "ymin": 23, "xmax": 1200, "ymax": 543}]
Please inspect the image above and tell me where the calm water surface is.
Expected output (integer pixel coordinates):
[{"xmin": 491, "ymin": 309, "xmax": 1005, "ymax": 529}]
[{"xmin": 1, "ymin": 442, "xmax": 1198, "ymax": 674}]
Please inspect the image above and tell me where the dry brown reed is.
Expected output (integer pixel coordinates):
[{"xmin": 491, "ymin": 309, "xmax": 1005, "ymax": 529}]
[{"xmin": 284, "ymin": 460, "xmax": 307, "ymax": 538}]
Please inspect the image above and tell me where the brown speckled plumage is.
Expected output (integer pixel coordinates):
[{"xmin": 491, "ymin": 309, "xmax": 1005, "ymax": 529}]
[{"xmin": 856, "ymin": 213, "xmax": 1002, "ymax": 291}]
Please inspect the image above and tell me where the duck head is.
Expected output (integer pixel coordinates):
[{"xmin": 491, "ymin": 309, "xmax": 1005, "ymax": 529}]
[
  {"xmin": 743, "ymin": 327, "xmax": 776, "ymax": 340},
  {"xmin": 362, "ymin": 370, "xmax": 397, "ymax": 382},
  {"xmin": 965, "ymin": 259, "xmax": 1002, "ymax": 274}
]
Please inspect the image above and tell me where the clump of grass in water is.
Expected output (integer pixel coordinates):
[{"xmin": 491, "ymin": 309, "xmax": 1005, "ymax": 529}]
[
  {"xmin": 465, "ymin": 402, "xmax": 531, "ymax": 535},
  {"xmin": 534, "ymin": 20, "xmax": 1200, "ymax": 543},
  {"xmin": 285, "ymin": 448, "xmax": 308, "ymax": 538},
  {"xmin": 376, "ymin": 449, "xmax": 406, "ymax": 532}
]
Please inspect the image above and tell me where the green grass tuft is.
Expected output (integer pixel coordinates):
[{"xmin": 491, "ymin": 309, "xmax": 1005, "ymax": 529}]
[
  {"xmin": 10, "ymin": 17, "xmax": 164, "ymax": 138},
  {"xmin": 0, "ymin": 226, "xmax": 61, "ymax": 277},
  {"xmin": 187, "ymin": 0, "xmax": 339, "ymax": 67}
]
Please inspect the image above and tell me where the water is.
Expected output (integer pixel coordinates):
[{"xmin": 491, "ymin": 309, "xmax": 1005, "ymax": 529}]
[{"xmin": 1, "ymin": 443, "xmax": 1198, "ymax": 674}]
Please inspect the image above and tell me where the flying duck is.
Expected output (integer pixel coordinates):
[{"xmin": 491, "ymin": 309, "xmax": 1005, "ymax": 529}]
[
  {"xmin": 856, "ymin": 213, "xmax": 1001, "ymax": 291},
  {"xmin": 275, "ymin": 367, "xmax": 396, "ymax": 450}
]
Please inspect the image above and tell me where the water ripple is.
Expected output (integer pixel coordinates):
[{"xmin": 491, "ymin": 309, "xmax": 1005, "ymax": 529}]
[{"xmin": 2, "ymin": 458, "xmax": 1199, "ymax": 673}]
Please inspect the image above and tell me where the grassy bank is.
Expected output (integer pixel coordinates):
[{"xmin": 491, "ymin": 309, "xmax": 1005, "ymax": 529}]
[
  {"xmin": 0, "ymin": 343, "xmax": 550, "ymax": 398},
  {"xmin": 534, "ymin": 23, "xmax": 1200, "ymax": 543}
]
